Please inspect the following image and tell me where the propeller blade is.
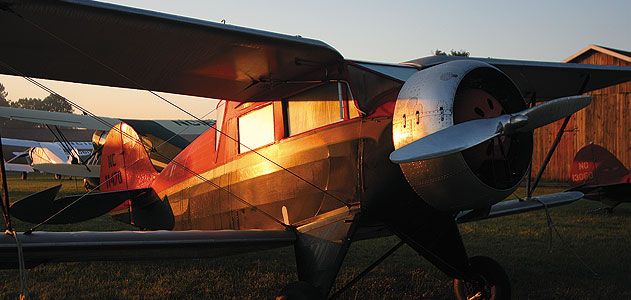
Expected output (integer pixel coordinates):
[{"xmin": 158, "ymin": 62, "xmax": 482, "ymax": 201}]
[
  {"xmin": 516, "ymin": 95, "xmax": 591, "ymax": 132},
  {"xmin": 389, "ymin": 115, "xmax": 509, "ymax": 163},
  {"xmin": 390, "ymin": 95, "xmax": 591, "ymax": 164}
]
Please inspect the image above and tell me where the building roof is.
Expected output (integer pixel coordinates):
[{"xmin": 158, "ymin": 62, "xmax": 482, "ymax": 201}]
[{"xmin": 564, "ymin": 44, "xmax": 631, "ymax": 63}]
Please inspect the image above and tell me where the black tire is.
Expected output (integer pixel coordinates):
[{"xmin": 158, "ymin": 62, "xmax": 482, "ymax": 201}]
[
  {"xmin": 453, "ymin": 256, "xmax": 511, "ymax": 300},
  {"xmin": 275, "ymin": 281, "xmax": 324, "ymax": 300},
  {"xmin": 54, "ymin": 174, "xmax": 62, "ymax": 180},
  {"xmin": 21, "ymin": 172, "xmax": 27, "ymax": 180}
]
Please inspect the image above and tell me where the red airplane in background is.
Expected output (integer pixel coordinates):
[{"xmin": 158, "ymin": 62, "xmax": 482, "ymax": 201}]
[
  {"xmin": 569, "ymin": 143, "xmax": 631, "ymax": 212},
  {"xmin": 1, "ymin": 1, "xmax": 631, "ymax": 299}
]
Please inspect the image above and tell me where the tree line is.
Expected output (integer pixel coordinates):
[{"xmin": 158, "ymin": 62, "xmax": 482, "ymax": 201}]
[{"xmin": 0, "ymin": 82, "xmax": 73, "ymax": 113}]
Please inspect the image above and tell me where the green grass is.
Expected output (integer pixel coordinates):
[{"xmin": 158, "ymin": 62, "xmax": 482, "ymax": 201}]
[{"xmin": 0, "ymin": 174, "xmax": 629, "ymax": 299}]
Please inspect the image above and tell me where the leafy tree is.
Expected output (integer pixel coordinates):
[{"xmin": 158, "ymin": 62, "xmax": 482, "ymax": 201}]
[
  {"xmin": 433, "ymin": 49, "xmax": 470, "ymax": 57},
  {"xmin": 42, "ymin": 94, "xmax": 73, "ymax": 113},
  {"xmin": 434, "ymin": 49, "xmax": 448, "ymax": 56},
  {"xmin": 11, "ymin": 97, "xmax": 44, "ymax": 110},
  {"xmin": 10, "ymin": 94, "xmax": 73, "ymax": 113},
  {"xmin": 0, "ymin": 83, "xmax": 9, "ymax": 107}
]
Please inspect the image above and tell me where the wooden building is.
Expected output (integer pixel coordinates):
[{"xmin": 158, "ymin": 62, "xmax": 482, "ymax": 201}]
[{"xmin": 531, "ymin": 44, "xmax": 631, "ymax": 183}]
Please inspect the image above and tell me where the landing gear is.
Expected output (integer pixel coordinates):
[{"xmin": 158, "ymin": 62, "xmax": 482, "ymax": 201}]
[
  {"xmin": 275, "ymin": 281, "xmax": 323, "ymax": 300},
  {"xmin": 453, "ymin": 256, "xmax": 511, "ymax": 300}
]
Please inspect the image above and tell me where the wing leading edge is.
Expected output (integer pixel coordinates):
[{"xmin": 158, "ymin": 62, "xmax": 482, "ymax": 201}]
[
  {"xmin": 408, "ymin": 56, "xmax": 631, "ymax": 101},
  {"xmin": 0, "ymin": 230, "xmax": 295, "ymax": 269},
  {"xmin": 456, "ymin": 191, "xmax": 584, "ymax": 223}
]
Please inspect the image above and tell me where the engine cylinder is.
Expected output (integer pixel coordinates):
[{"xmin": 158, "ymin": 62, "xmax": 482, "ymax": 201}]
[{"xmin": 392, "ymin": 60, "xmax": 532, "ymax": 211}]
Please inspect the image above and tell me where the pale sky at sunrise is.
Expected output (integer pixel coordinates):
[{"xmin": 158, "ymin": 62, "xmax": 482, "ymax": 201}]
[{"xmin": 1, "ymin": 0, "xmax": 630, "ymax": 120}]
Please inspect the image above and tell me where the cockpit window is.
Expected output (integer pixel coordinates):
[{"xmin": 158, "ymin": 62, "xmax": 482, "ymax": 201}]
[
  {"xmin": 284, "ymin": 83, "xmax": 343, "ymax": 136},
  {"xmin": 238, "ymin": 104, "xmax": 274, "ymax": 153}
]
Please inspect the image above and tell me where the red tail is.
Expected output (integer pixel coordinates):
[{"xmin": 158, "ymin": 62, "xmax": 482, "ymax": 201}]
[
  {"xmin": 569, "ymin": 143, "xmax": 629, "ymax": 188},
  {"xmin": 100, "ymin": 122, "xmax": 158, "ymax": 192}
]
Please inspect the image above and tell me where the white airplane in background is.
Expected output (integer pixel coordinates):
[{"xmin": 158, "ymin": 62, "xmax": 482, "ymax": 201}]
[
  {"xmin": 2, "ymin": 137, "xmax": 97, "ymax": 178},
  {"xmin": 0, "ymin": 106, "xmax": 215, "ymax": 180}
]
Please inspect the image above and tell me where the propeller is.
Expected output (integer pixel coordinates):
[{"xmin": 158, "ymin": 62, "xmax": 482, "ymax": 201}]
[{"xmin": 390, "ymin": 95, "xmax": 591, "ymax": 164}]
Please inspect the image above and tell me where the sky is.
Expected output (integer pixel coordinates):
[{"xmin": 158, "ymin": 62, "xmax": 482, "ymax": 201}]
[{"xmin": 1, "ymin": 0, "xmax": 630, "ymax": 120}]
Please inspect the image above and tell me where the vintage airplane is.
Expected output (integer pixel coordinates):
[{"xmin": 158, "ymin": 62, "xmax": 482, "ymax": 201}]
[
  {"xmin": 0, "ymin": 106, "xmax": 215, "ymax": 172},
  {"xmin": 1, "ymin": 137, "xmax": 95, "ymax": 178},
  {"xmin": 1, "ymin": 1, "xmax": 631, "ymax": 299},
  {"xmin": 569, "ymin": 143, "xmax": 630, "ymax": 212}
]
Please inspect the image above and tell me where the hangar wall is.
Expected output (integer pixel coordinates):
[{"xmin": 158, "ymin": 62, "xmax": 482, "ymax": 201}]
[{"xmin": 531, "ymin": 46, "xmax": 631, "ymax": 183}]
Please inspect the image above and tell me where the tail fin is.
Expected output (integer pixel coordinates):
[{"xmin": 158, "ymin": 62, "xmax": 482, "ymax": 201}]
[
  {"xmin": 100, "ymin": 122, "xmax": 158, "ymax": 192},
  {"xmin": 570, "ymin": 143, "xmax": 629, "ymax": 188}
]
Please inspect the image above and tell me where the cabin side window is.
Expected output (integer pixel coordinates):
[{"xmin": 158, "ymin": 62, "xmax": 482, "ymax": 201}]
[
  {"xmin": 237, "ymin": 104, "xmax": 274, "ymax": 153},
  {"xmin": 284, "ymin": 83, "xmax": 343, "ymax": 136}
]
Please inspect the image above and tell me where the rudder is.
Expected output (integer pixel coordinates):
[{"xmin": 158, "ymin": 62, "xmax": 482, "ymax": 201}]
[
  {"xmin": 100, "ymin": 122, "xmax": 158, "ymax": 192},
  {"xmin": 570, "ymin": 143, "xmax": 628, "ymax": 188}
]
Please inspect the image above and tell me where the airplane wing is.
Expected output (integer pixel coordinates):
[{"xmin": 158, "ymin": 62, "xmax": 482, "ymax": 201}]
[
  {"xmin": 1, "ymin": 137, "xmax": 41, "ymax": 149},
  {"xmin": 0, "ymin": 106, "xmax": 119, "ymax": 131},
  {"xmin": 456, "ymin": 191, "xmax": 584, "ymax": 223},
  {"xmin": 0, "ymin": 230, "xmax": 295, "ymax": 269},
  {"xmin": 31, "ymin": 163, "xmax": 100, "ymax": 178},
  {"xmin": 0, "ymin": 0, "xmax": 343, "ymax": 102},
  {"xmin": 3, "ymin": 162, "xmax": 34, "ymax": 173},
  {"xmin": 0, "ymin": 107, "xmax": 213, "ymax": 138},
  {"xmin": 408, "ymin": 56, "xmax": 631, "ymax": 101},
  {"xmin": 0, "ymin": 0, "xmax": 627, "ymax": 104}
]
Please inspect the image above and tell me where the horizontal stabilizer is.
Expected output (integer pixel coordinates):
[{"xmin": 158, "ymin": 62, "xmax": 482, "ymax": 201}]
[
  {"xmin": 0, "ymin": 230, "xmax": 296, "ymax": 269},
  {"xmin": 10, "ymin": 186, "xmax": 152, "ymax": 224},
  {"xmin": 32, "ymin": 163, "xmax": 100, "ymax": 178},
  {"xmin": 3, "ymin": 162, "xmax": 34, "ymax": 173},
  {"xmin": 456, "ymin": 191, "xmax": 584, "ymax": 223}
]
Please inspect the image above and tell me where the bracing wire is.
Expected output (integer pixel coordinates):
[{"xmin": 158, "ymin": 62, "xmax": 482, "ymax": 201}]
[
  {"xmin": 23, "ymin": 108, "xmax": 289, "ymax": 232},
  {"xmin": 1, "ymin": 69, "xmax": 290, "ymax": 231},
  {"xmin": 6, "ymin": 12, "xmax": 350, "ymax": 207},
  {"xmin": 152, "ymin": 105, "xmax": 219, "ymax": 152}
]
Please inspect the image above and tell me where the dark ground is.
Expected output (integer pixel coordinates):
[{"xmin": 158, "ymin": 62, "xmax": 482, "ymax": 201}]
[{"xmin": 0, "ymin": 174, "xmax": 629, "ymax": 299}]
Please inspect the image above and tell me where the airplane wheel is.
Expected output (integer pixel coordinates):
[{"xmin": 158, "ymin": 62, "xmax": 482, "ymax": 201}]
[
  {"xmin": 21, "ymin": 172, "xmax": 27, "ymax": 180},
  {"xmin": 453, "ymin": 256, "xmax": 510, "ymax": 300},
  {"xmin": 275, "ymin": 281, "xmax": 323, "ymax": 300},
  {"xmin": 54, "ymin": 174, "xmax": 62, "ymax": 180}
]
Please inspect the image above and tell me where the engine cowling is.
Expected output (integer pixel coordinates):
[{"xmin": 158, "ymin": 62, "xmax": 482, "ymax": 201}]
[{"xmin": 392, "ymin": 60, "xmax": 532, "ymax": 211}]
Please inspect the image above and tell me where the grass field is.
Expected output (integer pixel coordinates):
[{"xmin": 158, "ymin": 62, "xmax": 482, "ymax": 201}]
[{"xmin": 0, "ymin": 174, "xmax": 629, "ymax": 299}]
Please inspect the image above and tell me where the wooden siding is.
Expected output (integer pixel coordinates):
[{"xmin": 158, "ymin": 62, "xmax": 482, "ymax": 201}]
[{"xmin": 531, "ymin": 51, "xmax": 631, "ymax": 183}]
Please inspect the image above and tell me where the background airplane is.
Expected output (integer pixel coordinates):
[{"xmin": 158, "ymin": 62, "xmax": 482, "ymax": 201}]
[
  {"xmin": 0, "ymin": 1, "xmax": 630, "ymax": 299},
  {"xmin": 1, "ymin": 137, "xmax": 95, "ymax": 178},
  {"xmin": 569, "ymin": 143, "xmax": 631, "ymax": 211},
  {"xmin": 0, "ymin": 106, "xmax": 214, "ymax": 185}
]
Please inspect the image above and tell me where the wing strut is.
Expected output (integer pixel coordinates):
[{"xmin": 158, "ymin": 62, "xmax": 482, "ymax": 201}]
[{"xmin": 526, "ymin": 74, "xmax": 591, "ymax": 198}]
